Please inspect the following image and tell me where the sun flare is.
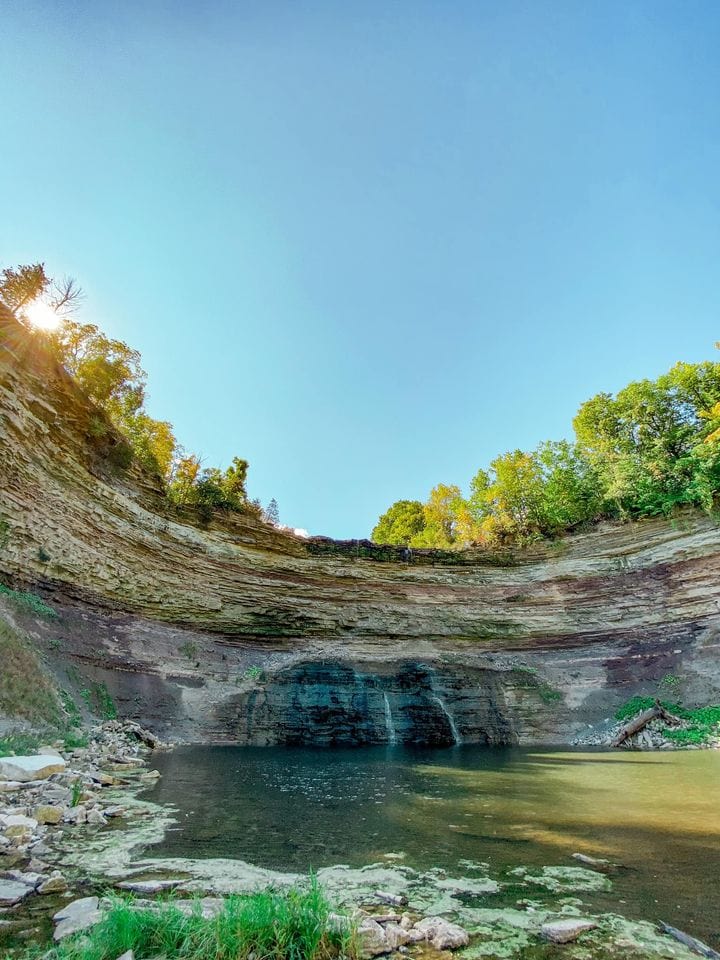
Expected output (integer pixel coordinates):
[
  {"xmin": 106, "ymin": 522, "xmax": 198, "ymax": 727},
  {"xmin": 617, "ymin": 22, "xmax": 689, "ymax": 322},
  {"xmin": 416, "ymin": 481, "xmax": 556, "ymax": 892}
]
[{"xmin": 24, "ymin": 299, "xmax": 61, "ymax": 331}]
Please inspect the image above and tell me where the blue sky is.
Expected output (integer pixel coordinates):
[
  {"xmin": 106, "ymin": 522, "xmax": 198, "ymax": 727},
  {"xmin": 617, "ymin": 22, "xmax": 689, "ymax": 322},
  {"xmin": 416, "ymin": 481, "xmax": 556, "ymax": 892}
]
[{"xmin": 2, "ymin": 1, "xmax": 719, "ymax": 538}]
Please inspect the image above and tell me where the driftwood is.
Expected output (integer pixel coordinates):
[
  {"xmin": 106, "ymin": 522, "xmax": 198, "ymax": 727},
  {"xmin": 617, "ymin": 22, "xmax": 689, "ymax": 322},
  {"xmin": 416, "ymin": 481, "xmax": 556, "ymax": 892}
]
[
  {"xmin": 659, "ymin": 922, "xmax": 720, "ymax": 959},
  {"xmin": 611, "ymin": 699, "xmax": 679, "ymax": 747}
]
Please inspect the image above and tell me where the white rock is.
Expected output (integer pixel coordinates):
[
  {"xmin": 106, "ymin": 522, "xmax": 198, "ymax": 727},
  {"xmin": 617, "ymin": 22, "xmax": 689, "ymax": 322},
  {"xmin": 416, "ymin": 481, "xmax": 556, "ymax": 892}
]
[
  {"xmin": 541, "ymin": 918, "xmax": 598, "ymax": 944},
  {"xmin": 384, "ymin": 922, "xmax": 410, "ymax": 949},
  {"xmin": 0, "ymin": 755, "xmax": 66, "ymax": 783},
  {"xmin": 0, "ymin": 813, "xmax": 39, "ymax": 831},
  {"xmin": 415, "ymin": 917, "xmax": 470, "ymax": 950},
  {"xmin": 358, "ymin": 917, "xmax": 391, "ymax": 956},
  {"xmin": 115, "ymin": 952, "xmax": 134, "ymax": 960}
]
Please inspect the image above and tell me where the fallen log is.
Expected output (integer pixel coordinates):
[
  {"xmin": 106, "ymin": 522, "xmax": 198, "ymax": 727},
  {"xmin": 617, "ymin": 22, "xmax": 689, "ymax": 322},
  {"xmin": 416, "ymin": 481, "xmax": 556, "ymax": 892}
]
[
  {"xmin": 658, "ymin": 922, "xmax": 720, "ymax": 959},
  {"xmin": 611, "ymin": 700, "xmax": 679, "ymax": 747}
]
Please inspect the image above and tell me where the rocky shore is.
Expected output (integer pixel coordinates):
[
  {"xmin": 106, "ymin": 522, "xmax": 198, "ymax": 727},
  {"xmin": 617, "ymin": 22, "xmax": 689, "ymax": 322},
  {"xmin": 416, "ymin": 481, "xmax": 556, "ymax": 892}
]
[{"xmin": 2, "ymin": 727, "xmax": 718, "ymax": 960}]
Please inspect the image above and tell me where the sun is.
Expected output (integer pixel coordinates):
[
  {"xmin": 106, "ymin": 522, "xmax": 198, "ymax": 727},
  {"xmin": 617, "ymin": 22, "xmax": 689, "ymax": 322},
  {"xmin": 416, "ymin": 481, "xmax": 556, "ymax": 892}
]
[{"xmin": 24, "ymin": 299, "xmax": 62, "ymax": 331}]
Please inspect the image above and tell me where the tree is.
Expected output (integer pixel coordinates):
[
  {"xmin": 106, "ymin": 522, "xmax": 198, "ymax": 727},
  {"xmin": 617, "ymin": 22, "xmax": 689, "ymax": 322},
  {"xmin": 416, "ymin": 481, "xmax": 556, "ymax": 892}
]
[
  {"xmin": 264, "ymin": 498, "xmax": 280, "ymax": 526},
  {"xmin": 372, "ymin": 500, "xmax": 425, "ymax": 545},
  {"xmin": 0, "ymin": 263, "xmax": 82, "ymax": 321},
  {"xmin": 411, "ymin": 484, "xmax": 463, "ymax": 548}
]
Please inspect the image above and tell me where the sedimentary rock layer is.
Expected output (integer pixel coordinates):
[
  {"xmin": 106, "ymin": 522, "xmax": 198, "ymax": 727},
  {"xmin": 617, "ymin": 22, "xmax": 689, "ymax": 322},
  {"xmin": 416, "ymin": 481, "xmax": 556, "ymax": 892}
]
[{"xmin": 2, "ymin": 312, "xmax": 720, "ymax": 744}]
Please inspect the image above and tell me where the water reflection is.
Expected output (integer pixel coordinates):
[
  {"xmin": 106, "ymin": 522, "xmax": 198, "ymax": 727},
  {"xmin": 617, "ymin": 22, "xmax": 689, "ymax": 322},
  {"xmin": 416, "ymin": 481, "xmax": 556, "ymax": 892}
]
[{"xmin": 146, "ymin": 745, "xmax": 720, "ymax": 945}]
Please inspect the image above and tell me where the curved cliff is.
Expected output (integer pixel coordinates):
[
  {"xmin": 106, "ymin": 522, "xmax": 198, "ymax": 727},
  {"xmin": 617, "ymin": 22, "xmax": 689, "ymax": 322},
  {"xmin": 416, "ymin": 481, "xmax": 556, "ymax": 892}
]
[{"xmin": 2, "ymin": 312, "xmax": 720, "ymax": 745}]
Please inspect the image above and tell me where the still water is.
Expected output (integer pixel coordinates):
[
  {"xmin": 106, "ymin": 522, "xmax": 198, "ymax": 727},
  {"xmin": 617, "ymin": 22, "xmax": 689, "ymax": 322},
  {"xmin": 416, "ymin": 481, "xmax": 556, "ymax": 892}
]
[{"xmin": 147, "ymin": 746, "xmax": 720, "ymax": 946}]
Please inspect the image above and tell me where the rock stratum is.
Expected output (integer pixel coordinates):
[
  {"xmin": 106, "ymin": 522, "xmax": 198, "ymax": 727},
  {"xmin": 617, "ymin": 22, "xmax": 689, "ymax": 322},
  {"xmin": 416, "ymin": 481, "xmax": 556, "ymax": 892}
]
[{"xmin": 2, "ymin": 312, "xmax": 720, "ymax": 745}]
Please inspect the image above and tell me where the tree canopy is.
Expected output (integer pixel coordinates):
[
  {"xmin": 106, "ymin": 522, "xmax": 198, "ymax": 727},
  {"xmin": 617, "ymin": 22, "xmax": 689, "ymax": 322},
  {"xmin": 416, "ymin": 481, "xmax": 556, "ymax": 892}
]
[{"xmin": 372, "ymin": 355, "xmax": 720, "ymax": 548}]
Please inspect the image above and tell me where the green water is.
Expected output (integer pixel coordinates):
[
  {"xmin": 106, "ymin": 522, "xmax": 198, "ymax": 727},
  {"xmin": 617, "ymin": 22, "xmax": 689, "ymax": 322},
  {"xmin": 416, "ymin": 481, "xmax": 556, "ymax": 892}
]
[{"xmin": 147, "ymin": 745, "xmax": 720, "ymax": 946}]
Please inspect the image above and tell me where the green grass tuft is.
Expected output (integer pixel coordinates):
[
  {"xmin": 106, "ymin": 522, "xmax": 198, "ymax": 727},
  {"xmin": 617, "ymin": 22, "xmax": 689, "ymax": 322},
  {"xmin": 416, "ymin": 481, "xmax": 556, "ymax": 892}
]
[{"xmin": 28, "ymin": 883, "xmax": 356, "ymax": 960}]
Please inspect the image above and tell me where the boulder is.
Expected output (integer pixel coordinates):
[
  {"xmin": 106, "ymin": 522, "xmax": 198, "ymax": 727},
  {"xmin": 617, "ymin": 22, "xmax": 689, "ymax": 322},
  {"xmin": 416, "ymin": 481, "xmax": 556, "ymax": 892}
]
[
  {"xmin": 383, "ymin": 922, "xmax": 411, "ymax": 949},
  {"xmin": 358, "ymin": 917, "xmax": 391, "ymax": 956},
  {"xmin": 415, "ymin": 917, "xmax": 470, "ymax": 950},
  {"xmin": 35, "ymin": 804, "xmax": 64, "ymax": 825},
  {"xmin": 53, "ymin": 896, "xmax": 103, "ymax": 941},
  {"xmin": 0, "ymin": 879, "xmax": 34, "ymax": 906},
  {"xmin": 541, "ymin": 918, "xmax": 598, "ymax": 944},
  {"xmin": 39, "ymin": 873, "xmax": 69, "ymax": 895},
  {"xmin": 0, "ymin": 755, "xmax": 66, "ymax": 783}
]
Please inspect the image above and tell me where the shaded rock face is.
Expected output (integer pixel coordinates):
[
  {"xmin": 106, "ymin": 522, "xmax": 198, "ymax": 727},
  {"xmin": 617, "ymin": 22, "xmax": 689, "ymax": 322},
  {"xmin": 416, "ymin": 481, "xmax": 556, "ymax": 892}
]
[
  {"xmin": 220, "ymin": 661, "xmax": 515, "ymax": 746},
  {"xmin": 2, "ymin": 312, "xmax": 720, "ymax": 744}
]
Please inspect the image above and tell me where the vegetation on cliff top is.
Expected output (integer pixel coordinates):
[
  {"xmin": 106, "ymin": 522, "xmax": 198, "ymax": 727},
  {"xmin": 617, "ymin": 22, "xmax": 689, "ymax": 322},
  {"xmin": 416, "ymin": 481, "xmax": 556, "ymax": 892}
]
[
  {"xmin": 0, "ymin": 263, "xmax": 279, "ymax": 524},
  {"xmin": 374, "ymin": 353, "xmax": 720, "ymax": 548}
]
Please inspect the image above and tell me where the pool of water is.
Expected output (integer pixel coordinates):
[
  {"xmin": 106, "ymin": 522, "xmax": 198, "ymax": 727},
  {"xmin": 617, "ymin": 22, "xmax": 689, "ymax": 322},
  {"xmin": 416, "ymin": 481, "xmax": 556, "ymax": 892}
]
[{"xmin": 146, "ymin": 745, "xmax": 720, "ymax": 946}]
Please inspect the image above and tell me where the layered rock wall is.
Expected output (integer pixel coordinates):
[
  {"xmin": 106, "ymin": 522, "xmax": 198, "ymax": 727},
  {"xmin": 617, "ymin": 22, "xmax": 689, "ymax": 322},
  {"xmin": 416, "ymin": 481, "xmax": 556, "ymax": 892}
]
[{"xmin": 2, "ymin": 313, "xmax": 720, "ymax": 744}]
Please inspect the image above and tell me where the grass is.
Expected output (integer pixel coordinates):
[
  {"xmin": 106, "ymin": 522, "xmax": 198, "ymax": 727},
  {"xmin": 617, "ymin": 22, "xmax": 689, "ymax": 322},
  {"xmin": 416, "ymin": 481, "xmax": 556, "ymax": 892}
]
[
  {"xmin": 0, "ymin": 583, "xmax": 57, "ymax": 619},
  {"xmin": 0, "ymin": 619, "xmax": 62, "ymax": 726},
  {"xmin": 29, "ymin": 884, "xmax": 357, "ymax": 960}
]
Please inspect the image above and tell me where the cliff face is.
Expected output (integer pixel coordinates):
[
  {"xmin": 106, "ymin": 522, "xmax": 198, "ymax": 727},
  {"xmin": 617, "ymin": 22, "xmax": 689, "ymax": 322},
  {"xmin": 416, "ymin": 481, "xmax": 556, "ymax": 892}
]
[{"xmin": 2, "ymin": 314, "xmax": 720, "ymax": 745}]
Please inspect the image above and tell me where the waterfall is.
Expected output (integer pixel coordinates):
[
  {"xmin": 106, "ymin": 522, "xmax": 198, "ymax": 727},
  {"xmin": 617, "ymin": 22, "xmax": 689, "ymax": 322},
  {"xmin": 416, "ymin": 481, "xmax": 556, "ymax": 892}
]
[
  {"xmin": 383, "ymin": 692, "xmax": 397, "ymax": 745},
  {"xmin": 431, "ymin": 694, "xmax": 462, "ymax": 745}
]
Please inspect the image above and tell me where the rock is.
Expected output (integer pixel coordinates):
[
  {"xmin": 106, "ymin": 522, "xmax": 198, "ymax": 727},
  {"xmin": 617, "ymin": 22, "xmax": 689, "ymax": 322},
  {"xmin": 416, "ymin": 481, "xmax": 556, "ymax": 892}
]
[
  {"xmin": 88, "ymin": 771, "xmax": 115, "ymax": 786},
  {"xmin": 0, "ymin": 813, "xmax": 39, "ymax": 831},
  {"xmin": 358, "ymin": 917, "xmax": 391, "ymax": 956},
  {"xmin": 541, "ymin": 918, "xmax": 598, "ymax": 944},
  {"xmin": 53, "ymin": 896, "xmax": 103, "ymax": 941},
  {"xmin": 34, "ymin": 804, "xmax": 64, "ymax": 825},
  {"xmin": 383, "ymin": 922, "xmax": 411, "ymax": 949},
  {"xmin": 38, "ymin": 873, "xmax": 68, "ymax": 895},
  {"xmin": 87, "ymin": 808, "xmax": 108, "ymax": 826},
  {"xmin": 117, "ymin": 879, "xmax": 183, "ymax": 894},
  {"xmin": 415, "ymin": 917, "xmax": 469, "ymax": 950},
  {"xmin": 115, "ymin": 952, "xmax": 135, "ymax": 960},
  {"xmin": 0, "ymin": 755, "xmax": 66, "ymax": 783},
  {"xmin": 0, "ymin": 879, "xmax": 34, "ymax": 905}
]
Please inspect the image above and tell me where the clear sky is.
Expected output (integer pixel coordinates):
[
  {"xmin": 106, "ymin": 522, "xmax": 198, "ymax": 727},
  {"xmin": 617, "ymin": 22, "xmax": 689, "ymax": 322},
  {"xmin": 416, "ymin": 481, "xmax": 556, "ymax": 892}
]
[{"xmin": 2, "ymin": 1, "xmax": 719, "ymax": 538}]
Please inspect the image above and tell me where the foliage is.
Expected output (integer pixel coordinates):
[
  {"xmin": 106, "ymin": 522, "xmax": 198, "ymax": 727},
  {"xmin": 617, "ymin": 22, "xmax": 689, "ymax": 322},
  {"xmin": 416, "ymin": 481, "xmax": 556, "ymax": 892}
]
[
  {"xmin": 371, "ymin": 499, "xmax": 426, "ymax": 545},
  {"xmin": 264, "ymin": 497, "xmax": 280, "ymax": 526},
  {"xmin": 0, "ymin": 583, "xmax": 57, "ymax": 619},
  {"xmin": 29, "ymin": 884, "xmax": 357, "ymax": 960},
  {"xmin": 0, "ymin": 732, "xmax": 48, "ymax": 757},
  {"xmin": 614, "ymin": 696, "xmax": 659, "ymax": 721},
  {"xmin": 79, "ymin": 682, "xmax": 117, "ymax": 720},
  {"xmin": 373, "ymin": 351, "xmax": 720, "ymax": 548},
  {"xmin": 2, "ymin": 261, "xmax": 255, "ymax": 520}
]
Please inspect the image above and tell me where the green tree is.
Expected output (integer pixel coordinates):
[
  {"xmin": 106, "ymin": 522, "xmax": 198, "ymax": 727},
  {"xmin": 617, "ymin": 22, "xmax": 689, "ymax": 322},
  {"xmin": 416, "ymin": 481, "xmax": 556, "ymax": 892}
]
[{"xmin": 372, "ymin": 500, "xmax": 425, "ymax": 545}]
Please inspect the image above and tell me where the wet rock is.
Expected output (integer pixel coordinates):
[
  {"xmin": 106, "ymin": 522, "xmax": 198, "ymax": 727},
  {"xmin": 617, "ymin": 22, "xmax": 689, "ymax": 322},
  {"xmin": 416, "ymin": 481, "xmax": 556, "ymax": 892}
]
[
  {"xmin": 87, "ymin": 808, "xmax": 108, "ymax": 826},
  {"xmin": 541, "ymin": 918, "xmax": 598, "ymax": 943},
  {"xmin": 415, "ymin": 917, "xmax": 469, "ymax": 950},
  {"xmin": 359, "ymin": 917, "xmax": 391, "ymax": 956},
  {"xmin": 0, "ymin": 755, "xmax": 66, "ymax": 783}
]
